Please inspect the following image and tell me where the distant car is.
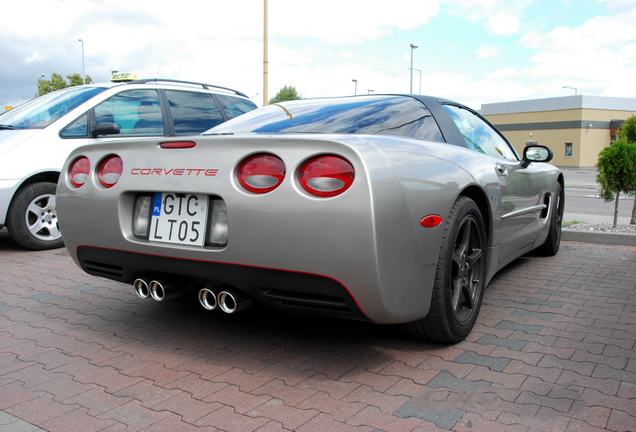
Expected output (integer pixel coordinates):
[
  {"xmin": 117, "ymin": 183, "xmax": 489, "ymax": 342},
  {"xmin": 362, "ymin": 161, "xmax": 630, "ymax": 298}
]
[
  {"xmin": 57, "ymin": 94, "xmax": 563, "ymax": 343},
  {"xmin": 0, "ymin": 78, "xmax": 257, "ymax": 250}
]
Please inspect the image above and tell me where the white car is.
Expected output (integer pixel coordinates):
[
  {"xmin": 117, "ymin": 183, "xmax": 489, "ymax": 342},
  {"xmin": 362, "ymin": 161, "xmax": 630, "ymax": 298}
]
[{"xmin": 0, "ymin": 78, "xmax": 257, "ymax": 250}]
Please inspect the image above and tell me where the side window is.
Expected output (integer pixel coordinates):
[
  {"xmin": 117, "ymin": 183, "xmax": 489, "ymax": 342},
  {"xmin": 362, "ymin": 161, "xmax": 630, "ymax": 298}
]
[
  {"xmin": 165, "ymin": 91, "xmax": 224, "ymax": 134},
  {"xmin": 372, "ymin": 100, "xmax": 444, "ymax": 143},
  {"xmin": 93, "ymin": 90, "xmax": 164, "ymax": 136},
  {"xmin": 215, "ymin": 94, "xmax": 258, "ymax": 120},
  {"xmin": 60, "ymin": 113, "xmax": 88, "ymax": 138},
  {"xmin": 442, "ymin": 105, "xmax": 517, "ymax": 160}
]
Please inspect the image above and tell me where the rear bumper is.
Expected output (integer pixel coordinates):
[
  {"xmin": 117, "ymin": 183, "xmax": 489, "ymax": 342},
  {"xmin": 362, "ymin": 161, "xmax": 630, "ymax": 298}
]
[{"xmin": 77, "ymin": 245, "xmax": 370, "ymax": 321}]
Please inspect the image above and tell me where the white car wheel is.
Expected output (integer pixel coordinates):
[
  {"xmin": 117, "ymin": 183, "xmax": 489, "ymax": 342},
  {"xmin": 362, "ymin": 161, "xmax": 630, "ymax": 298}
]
[{"xmin": 7, "ymin": 182, "xmax": 64, "ymax": 250}]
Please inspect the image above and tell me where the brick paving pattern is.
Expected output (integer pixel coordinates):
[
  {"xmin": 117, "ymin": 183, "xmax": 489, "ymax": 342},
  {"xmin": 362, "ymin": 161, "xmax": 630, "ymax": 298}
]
[{"xmin": 0, "ymin": 238, "xmax": 635, "ymax": 431}]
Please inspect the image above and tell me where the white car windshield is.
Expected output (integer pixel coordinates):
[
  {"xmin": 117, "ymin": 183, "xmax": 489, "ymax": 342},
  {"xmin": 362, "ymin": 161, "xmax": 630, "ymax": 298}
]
[{"xmin": 0, "ymin": 86, "xmax": 107, "ymax": 130}]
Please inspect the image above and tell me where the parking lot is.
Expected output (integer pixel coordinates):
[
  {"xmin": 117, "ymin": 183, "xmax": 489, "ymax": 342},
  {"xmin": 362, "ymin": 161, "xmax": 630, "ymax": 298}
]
[{"xmin": 1, "ymin": 232, "xmax": 635, "ymax": 431}]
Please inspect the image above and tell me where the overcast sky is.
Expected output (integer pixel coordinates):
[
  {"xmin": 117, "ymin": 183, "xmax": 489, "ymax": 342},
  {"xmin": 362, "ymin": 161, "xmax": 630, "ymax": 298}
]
[{"xmin": 2, "ymin": 0, "xmax": 635, "ymax": 110}]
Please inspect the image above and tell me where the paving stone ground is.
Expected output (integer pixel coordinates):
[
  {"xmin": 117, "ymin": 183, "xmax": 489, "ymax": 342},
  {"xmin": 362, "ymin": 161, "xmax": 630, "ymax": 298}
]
[{"xmin": 0, "ymin": 235, "xmax": 635, "ymax": 431}]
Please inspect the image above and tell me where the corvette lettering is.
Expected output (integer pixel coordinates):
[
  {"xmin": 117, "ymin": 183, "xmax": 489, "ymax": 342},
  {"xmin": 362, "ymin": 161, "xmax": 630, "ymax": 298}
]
[{"xmin": 131, "ymin": 168, "xmax": 218, "ymax": 176}]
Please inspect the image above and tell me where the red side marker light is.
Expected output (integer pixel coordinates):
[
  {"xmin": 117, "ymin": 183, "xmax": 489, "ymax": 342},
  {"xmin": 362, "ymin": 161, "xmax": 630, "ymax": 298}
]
[
  {"xmin": 421, "ymin": 215, "xmax": 443, "ymax": 227},
  {"xmin": 160, "ymin": 141, "xmax": 196, "ymax": 149}
]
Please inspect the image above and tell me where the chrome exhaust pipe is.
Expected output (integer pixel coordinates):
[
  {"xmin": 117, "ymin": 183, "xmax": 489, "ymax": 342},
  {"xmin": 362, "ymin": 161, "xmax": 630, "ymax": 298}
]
[
  {"xmin": 198, "ymin": 288, "xmax": 218, "ymax": 310},
  {"xmin": 133, "ymin": 278, "xmax": 150, "ymax": 299},
  {"xmin": 149, "ymin": 279, "xmax": 182, "ymax": 302},
  {"xmin": 218, "ymin": 288, "xmax": 253, "ymax": 314}
]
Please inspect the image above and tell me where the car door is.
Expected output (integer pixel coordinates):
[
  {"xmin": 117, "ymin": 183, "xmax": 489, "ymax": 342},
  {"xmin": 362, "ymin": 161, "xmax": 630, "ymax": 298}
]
[{"xmin": 441, "ymin": 104, "xmax": 547, "ymax": 262}]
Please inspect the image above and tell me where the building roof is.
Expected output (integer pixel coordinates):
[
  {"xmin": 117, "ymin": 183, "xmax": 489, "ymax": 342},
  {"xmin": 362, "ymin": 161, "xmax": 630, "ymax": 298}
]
[{"xmin": 481, "ymin": 95, "xmax": 636, "ymax": 116}]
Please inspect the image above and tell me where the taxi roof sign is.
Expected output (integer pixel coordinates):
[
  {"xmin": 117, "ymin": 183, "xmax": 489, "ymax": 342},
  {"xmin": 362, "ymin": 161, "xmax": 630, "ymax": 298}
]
[{"xmin": 111, "ymin": 72, "xmax": 138, "ymax": 82}]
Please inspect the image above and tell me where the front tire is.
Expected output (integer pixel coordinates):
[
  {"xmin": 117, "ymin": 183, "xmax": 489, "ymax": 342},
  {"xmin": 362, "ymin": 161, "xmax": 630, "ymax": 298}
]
[
  {"xmin": 7, "ymin": 182, "xmax": 64, "ymax": 251},
  {"xmin": 402, "ymin": 196, "xmax": 487, "ymax": 343}
]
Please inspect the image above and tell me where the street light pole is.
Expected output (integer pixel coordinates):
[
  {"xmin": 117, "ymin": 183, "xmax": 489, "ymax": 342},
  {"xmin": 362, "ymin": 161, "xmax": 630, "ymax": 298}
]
[
  {"xmin": 352, "ymin": 79, "xmax": 357, "ymax": 95},
  {"xmin": 78, "ymin": 39, "xmax": 85, "ymax": 85},
  {"xmin": 409, "ymin": 68, "xmax": 422, "ymax": 95},
  {"xmin": 409, "ymin": 43, "xmax": 418, "ymax": 94},
  {"xmin": 563, "ymin": 85, "xmax": 577, "ymax": 95}
]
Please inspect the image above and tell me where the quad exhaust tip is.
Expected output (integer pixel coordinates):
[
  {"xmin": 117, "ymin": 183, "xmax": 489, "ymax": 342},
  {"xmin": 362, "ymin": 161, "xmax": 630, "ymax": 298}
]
[
  {"xmin": 198, "ymin": 288, "xmax": 218, "ymax": 310},
  {"xmin": 133, "ymin": 278, "xmax": 150, "ymax": 299},
  {"xmin": 149, "ymin": 279, "xmax": 182, "ymax": 301},
  {"xmin": 218, "ymin": 289, "xmax": 253, "ymax": 314}
]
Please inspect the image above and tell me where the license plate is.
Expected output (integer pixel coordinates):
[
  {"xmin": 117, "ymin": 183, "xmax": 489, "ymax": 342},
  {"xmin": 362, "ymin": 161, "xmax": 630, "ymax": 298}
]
[{"xmin": 149, "ymin": 193, "xmax": 208, "ymax": 246}]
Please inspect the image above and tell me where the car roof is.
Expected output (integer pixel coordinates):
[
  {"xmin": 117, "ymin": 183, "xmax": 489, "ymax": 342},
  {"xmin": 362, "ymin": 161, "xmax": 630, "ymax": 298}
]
[{"xmin": 84, "ymin": 78, "xmax": 250, "ymax": 99}]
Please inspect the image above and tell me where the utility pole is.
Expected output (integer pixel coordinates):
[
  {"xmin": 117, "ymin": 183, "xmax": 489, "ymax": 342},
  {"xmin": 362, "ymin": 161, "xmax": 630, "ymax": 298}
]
[
  {"xmin": 79, "ymin": 39, "xmax": 85, "ymax": 85},
  {"xmin": 263, "ymin": 0, "xmax": 269, "ymax": 106}
]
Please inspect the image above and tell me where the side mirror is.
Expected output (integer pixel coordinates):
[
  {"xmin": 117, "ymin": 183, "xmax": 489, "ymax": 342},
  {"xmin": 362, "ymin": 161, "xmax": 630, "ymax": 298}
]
[
  {"xmin": 522, "ymin": 145, "xmax": 553, "ymax": 168},
  {"xmin": 92, "ymin": 122, "xmax": 120, "ymax": 138}
]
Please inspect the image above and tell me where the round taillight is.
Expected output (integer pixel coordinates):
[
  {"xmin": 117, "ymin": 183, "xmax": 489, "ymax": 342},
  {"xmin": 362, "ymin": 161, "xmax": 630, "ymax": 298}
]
[
  {"xmin": 69, "ymin": 157, "xmax": 90, "ymax": 188},
  {"xmin": 299, "ymin": 155, "xmax": 355, "ymax": 197},
  {"xmin": 98, "ymin": 155, "xmax": 123, "ymax": 188},
  {"xmin": 238, "ymin": 154, "xmax": 286, "ymax": 194}
]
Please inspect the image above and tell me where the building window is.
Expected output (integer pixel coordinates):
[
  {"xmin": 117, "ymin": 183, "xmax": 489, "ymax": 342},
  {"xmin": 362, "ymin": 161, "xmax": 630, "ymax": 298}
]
[{"xmin": 565, "ymin": 143, "xmax": 573, "ymax": 158}]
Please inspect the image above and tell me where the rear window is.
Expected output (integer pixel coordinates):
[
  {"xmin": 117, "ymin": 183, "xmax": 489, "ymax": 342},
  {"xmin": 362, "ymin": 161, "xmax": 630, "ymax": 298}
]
[
  {"xmin": 215, "ymin": 94, "xmax": 258, "ymax": 120},
  {"xmin": 166, "ymin": 90, "xmax": 225, "ymax": 134},
  {"xmin": 208, "ymin": 96, "xmax": 444, "ymax": 143}
]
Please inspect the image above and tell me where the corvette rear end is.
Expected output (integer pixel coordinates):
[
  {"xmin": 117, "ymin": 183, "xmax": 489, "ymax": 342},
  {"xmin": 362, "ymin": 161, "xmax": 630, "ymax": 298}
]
[{"xmin": 57, "ymin": 133, "xmax": 456, "ymax": 325}]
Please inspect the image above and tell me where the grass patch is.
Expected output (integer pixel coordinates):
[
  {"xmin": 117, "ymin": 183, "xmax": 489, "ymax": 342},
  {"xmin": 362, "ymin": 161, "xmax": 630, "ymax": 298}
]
[{"xmin": 563, "ymin": 221, "xmax": 585, "ymax": 227}]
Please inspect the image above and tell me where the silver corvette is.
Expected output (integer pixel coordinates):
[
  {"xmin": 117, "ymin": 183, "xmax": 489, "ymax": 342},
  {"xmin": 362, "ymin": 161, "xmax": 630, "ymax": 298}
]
[{"xmin": 57, "ymin": 95, "xmax": 563, "ymax": 343}]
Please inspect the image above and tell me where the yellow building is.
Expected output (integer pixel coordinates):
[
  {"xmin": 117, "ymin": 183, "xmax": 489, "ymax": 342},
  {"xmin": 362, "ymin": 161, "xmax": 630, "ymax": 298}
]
[{"xmin": 482, "ymin": 95, "xmax": 636, "ymax": 167}]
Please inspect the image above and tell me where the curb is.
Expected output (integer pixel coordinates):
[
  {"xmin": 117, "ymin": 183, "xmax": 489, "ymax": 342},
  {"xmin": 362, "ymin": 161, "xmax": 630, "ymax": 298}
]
[{"xmin": 562, "ymin": 230, "xmax": 636, "ymax": 247}]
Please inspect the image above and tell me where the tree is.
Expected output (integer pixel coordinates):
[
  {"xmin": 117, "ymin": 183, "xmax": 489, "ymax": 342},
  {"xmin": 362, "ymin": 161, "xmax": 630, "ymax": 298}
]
[
  {"xmin": 268, "ymin": 85, "xmax": 303, "ymax": 105},
  {"xmin": 618, "ymin": 115, "xmax": 636, "ymax": 144},
  {"xmin": 595, "ymin": 139, "xmax": 636, "ymax": 227},
  {"xmin": 67, "ymin": 73, "xmax": 93, "ymax": 87},
  {"xmin": 616, "ymin": 115, "xmax": 636, "ymax": 224},
  {"xmin": 37, "ymin": 73, "xmax": 93, "ymax": 96}
]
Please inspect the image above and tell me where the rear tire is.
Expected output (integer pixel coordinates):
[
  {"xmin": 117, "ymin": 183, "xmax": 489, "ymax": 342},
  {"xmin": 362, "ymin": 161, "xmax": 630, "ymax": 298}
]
[
  {"xmin": 401, "ymin": 196, "xmax": 487, "ymax": 343},
  {"xmin": 534, "ymin": 183, "xmax": 563, "ymax": 257},
  {"xmin": 7, "ymin": 182, "xmax": 64, "ymax": 251}
]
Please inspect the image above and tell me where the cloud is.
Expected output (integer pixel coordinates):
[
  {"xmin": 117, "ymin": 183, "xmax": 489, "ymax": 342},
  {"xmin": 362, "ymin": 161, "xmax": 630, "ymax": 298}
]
[
  {"xmin": 599, "ymin": 0, "xmax": 636, "ymax": 13},
  {"xmin": 486, "ymin": 8, "xmax": 522, "ymax": 35},
  {"xmin": 448, "ymin": 0, "xmax": 529, "ymax": 34},
  {"xmin": 487, "ymin": 67, "xmax": 518, "ymax": 79},
  {"xmin": 476, "ymin": 45, "xmax": 500, "ymax": 59},
  {"xmin": 340, "ymin": 51, "xmax": 358, "ymax": 60},
  {"xmin": 267, "ymin": 0, "xmax": 443, "ymax": 44},
  {"xmin": 518, "ymin": 8, "xmax": 636, "ymax": 97}
]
